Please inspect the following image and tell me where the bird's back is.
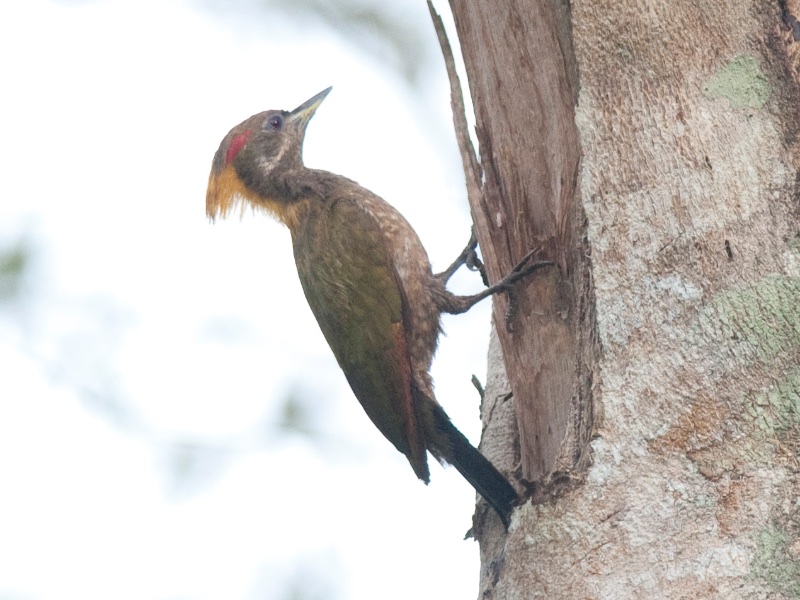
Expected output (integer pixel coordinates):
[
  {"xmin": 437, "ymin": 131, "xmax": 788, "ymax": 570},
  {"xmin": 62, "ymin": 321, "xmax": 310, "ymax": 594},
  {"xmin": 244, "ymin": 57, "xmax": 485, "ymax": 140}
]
[{"xmin": 288, "ymin": 172, "xmax": 439, "ymax": 480}]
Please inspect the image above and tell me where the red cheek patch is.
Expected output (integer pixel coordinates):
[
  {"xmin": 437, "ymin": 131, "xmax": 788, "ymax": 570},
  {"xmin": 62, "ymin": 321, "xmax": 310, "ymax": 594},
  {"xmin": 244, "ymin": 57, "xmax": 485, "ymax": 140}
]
[{"xmin": 225, "ymin": 129, "xmax": 252, "ymax": 165}]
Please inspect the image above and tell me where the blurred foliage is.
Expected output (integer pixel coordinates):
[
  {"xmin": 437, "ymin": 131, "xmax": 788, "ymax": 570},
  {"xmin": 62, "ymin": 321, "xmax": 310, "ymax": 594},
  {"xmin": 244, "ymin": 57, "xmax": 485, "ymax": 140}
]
[
  {"xmin": 156, "ymin": 386, "xmax": 357, "ymax": 495},
  {"xmin": 253, "ymin": 558, "xmax": 342, "ymax": 600},
  {"xmin": 276, "ymin": 390, "xmax": 317, "ymax": 437},
  {"xmin": 283, "ymin": 577, "xmax": 335, "ymax": 600},
  {"xmin": 262, "ymin": 0, "xmax": 428, "ymax": 85},
  {"xmin": 161, "ymin": 440, "xmax": 234, "ymax": 494},
  {"xmin": 53, "ymin": 0, "xmax": 431, "ymax": 84},
  {"xmin": 0, "ymin": 239, "xmax": 31, "ymax": 303},
  {"xmin": 0, "ymin": 590, "xmax": 39, "ymax": 600}
]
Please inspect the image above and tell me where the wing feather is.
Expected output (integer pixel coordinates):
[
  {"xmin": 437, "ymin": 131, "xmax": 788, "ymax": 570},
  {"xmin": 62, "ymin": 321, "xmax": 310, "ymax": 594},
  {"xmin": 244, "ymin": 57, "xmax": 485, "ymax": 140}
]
[{"xmin": 291, "ymin": 197, "xmax": 429, "ymax": 481}]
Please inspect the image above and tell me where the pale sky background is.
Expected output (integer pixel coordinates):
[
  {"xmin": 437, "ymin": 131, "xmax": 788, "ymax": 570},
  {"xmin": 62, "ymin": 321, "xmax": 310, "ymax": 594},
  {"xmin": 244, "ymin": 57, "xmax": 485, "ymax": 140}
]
[{"xmin": 0, "ymin": 1, "xmax": 496, "ymax": 599}]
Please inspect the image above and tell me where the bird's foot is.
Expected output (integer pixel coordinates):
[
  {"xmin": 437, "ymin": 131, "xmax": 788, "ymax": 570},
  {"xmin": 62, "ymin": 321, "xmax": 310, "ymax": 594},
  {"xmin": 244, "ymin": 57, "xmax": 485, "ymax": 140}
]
[
  {"xmin": 442, "ymin": 246, "xmax": 554, "ymax": 315},
  {"xmin": 435, "ymin": 227, "xmax": 488, "ymax": 286}
]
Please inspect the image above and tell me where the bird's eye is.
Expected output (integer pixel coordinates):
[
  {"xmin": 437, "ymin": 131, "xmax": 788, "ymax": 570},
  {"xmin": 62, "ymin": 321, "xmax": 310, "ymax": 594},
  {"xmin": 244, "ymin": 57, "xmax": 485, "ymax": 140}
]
[{"xmin": 266, "ymin": 114, "xmax": 284, "ymax": 130}]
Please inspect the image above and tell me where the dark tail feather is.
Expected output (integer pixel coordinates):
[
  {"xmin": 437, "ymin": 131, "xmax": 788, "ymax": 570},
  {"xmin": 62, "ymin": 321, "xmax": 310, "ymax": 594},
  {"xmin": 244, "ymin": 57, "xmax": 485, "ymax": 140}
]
[{"xmin": 432, "ymin": 406, "xmax": 518, "ymax": 528}]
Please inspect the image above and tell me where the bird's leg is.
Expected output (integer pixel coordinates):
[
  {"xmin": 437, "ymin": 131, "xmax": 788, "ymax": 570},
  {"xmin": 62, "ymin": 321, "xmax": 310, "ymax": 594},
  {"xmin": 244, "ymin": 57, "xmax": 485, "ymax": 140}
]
[
  {"xmin": 441, "ymin": 247, "xmax": 554, "ymax": 315},
  {"xmin": 435, "ymin": 228, "xmax": 488, "ymax": 286}
]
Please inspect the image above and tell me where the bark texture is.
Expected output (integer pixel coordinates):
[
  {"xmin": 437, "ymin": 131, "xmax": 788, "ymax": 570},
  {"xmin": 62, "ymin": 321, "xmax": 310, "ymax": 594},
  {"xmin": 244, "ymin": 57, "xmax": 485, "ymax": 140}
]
[
  {"xmin": 446, "ymin": 0, "xmax": 592, "ymax": 489},
  {"xmin": 445, "ymin": 0, "xmax": 800, "ymax": 597}
]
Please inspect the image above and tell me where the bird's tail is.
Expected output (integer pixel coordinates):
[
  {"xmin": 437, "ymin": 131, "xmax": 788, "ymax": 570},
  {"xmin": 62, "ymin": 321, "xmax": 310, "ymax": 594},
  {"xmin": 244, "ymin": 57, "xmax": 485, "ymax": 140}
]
[{"xmin": 430, "ymin": 404, "xmax": 518, "ymax": 528}]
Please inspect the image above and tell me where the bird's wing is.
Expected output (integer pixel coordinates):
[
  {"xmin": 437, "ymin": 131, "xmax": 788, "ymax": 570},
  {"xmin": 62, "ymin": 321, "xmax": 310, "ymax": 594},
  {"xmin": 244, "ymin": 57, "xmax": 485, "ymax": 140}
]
[{"xmin": 292, "ymin": 197, "xmax": 429, "ymax": 482}]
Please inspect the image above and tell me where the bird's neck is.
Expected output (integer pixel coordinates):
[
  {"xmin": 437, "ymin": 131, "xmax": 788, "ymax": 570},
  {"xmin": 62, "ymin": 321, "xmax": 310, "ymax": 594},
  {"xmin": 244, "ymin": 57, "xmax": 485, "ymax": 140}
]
[{"xmin": 248, "ymin": 166, "xmax": 341, "ymax": 231}]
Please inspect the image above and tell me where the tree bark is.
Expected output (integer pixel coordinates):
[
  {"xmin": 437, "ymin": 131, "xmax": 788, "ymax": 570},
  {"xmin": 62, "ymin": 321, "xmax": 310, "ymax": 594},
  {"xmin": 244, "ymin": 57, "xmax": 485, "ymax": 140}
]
[
  {"xmin": 446, "ymin": 0, "xmax": 591, "ymax": 487},
  {"xmin": 439, "ymin": 0, "xmax": 800, "ymax": 597}
]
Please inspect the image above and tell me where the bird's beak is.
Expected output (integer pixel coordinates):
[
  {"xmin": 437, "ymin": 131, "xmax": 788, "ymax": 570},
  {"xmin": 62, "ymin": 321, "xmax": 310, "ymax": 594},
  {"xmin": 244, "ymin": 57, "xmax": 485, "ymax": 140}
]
[{"xmin": 288, "ymin": 87, "xmax": 332, "ymax": 128}]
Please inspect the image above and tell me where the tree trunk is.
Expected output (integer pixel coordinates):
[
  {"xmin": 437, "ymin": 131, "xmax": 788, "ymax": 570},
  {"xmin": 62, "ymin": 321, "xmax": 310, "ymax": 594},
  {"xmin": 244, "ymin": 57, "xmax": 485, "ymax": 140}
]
[{"xmin": 438, "ymin": 0, "xmax": 800, "ymax": 597}]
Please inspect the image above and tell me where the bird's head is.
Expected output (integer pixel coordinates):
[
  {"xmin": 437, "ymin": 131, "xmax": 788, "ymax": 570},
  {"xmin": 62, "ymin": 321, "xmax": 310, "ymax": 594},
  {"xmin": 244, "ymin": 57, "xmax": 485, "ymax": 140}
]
[{"xmin": 206, "ymin": 87, "xmax": 331, "ymax": 224}]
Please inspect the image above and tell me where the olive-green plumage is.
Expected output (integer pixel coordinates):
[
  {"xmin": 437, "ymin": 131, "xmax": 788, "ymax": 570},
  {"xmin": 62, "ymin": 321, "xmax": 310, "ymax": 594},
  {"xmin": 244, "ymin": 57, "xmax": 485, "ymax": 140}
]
[
  {"xmin": 206, "ymin": 88, "xmax": 518, "ymax": 527},
  {"xmin": 293, "ymin": 187, "xmax": 430, "ymax": 480}
]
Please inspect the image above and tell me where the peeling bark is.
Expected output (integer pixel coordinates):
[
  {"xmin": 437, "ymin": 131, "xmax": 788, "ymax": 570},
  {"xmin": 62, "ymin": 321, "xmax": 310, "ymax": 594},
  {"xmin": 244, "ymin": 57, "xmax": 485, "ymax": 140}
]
[{"xmin": 445, "ymin": 0, "xmax": 592, "ymax": 488}]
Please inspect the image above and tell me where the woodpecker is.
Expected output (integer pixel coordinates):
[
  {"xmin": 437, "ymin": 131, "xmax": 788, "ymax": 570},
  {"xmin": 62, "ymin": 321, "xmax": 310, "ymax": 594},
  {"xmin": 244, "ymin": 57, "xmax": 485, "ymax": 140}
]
[{"xmin": 207, "ymin": 88, "xmax": 547, "ymax": 527}]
